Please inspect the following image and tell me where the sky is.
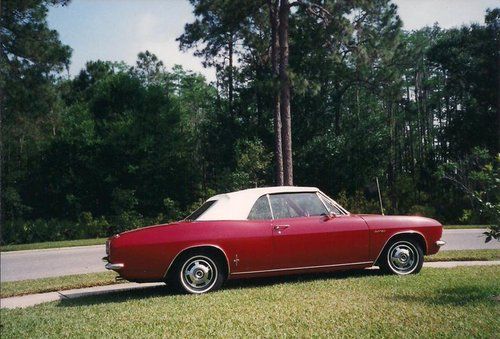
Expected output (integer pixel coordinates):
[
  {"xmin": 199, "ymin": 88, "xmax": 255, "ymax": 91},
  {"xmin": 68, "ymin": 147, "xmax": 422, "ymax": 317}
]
[{"xmin": 47, "ymin": 0, "xmax": 500, "ymax": 82}]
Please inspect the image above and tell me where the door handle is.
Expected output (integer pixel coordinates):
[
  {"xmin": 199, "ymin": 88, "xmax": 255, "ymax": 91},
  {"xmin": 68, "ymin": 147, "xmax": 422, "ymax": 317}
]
[{"xmin": 273, "ymin": 225, "xmax": 289, "ymax": 231}]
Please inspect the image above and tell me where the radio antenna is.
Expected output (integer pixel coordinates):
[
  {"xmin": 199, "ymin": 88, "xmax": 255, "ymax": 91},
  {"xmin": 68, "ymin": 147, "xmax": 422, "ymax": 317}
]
[{"xmin": 376, "ymin": 177, "xmax": 384, "ymax": 215}]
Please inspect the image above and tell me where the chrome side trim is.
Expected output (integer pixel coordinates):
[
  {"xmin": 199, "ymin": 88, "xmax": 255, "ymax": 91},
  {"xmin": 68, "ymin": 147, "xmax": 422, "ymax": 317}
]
[
  {"xmin": 231, "ymin": 261, "xmax": 373, "ymax": 276},
  {"xmin": 436, "ymin": 240, "xmax": 446, "ymax": 247},
  {"xmin": 372, "ymin": 230, "xmax": 428, "ymax": 265},
  {"xmin": 105, "ymin": 263, "xmax": 124, "ymax": 270},
  {"xmin": 162, "ymin": 244, "xmax": 231, "ymax": 279}
]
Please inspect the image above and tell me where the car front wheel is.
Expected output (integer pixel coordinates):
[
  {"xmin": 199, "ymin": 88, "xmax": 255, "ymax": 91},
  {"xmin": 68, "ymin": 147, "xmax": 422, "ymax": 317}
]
[
  {"xmin": 169, "ymin": 252, "xmax": 225, "ymax": 294},
  {"xmin": 380, "ymin": 240, "xmax": 424, "ymax": 275}
]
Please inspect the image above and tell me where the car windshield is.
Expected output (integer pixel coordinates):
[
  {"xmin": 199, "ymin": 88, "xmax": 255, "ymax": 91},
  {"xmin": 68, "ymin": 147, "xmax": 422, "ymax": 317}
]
[{"xmin": 185, "ymin": 200, "xmax": 217, "ymax": 220}]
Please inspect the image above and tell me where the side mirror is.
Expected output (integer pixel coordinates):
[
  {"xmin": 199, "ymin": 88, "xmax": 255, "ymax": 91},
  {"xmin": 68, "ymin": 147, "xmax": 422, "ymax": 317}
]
[{"xmin": 323, "ymin": 212, "xmax": 336, "ymax": 221}]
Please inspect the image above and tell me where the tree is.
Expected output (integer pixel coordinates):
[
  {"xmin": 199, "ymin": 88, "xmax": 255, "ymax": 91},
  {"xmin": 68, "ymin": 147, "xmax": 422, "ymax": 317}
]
[
  {"xmin": 279, "ymin": 0, "xmax": 293, "ymax": 185},
  {"xmin": 268, "ymin": 0, "xmax": 283, "ymax": 185},
  {"xmin": 178, "ymin": 0, "xmax": 263, "ymax": 117},
  {"xmin": 1, "ymin": 0, "xmax": 72, "ymax": 224},
  {"xmin": 439, "ymin": 148, "xmax": 499, "ymax": 241},
  {"xmin": 132, "ymin": 50, "xmax": 166, "ymax": 86},
  {"xmin": 2, "ymin": 1, "xmax": 499, "ymax": 245}
]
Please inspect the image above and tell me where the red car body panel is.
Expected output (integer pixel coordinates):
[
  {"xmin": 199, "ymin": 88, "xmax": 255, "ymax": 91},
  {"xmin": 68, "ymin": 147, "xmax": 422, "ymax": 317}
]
[
  {"xmin": 359, "ymin": 215, "xmax": 443, "ymax": 257},
  {"xmin": 107, "ymin": 213, "xmax": 443, "ymax": 282}
]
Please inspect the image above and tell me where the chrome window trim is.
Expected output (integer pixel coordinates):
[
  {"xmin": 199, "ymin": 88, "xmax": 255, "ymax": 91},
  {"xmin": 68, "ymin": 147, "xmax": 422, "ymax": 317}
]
[
  {"xmin": 266, "ymin": 194, "xmax": 275, "ymax": 220},
  {"xmin": 231, "ymin": 261, "xmax": 374, "ymax": 276},
  {"xmin": 316, "ymin": 192, "xmax": 330, "ymax": 214},
  {"xmin": 318, "ymin": 191, "xmax": 349, "ymax": 215}
]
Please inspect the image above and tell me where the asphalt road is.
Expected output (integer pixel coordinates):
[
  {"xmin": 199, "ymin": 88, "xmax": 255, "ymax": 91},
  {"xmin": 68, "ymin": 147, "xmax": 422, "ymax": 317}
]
[
  {"xmin": 1, "ymin": 229, "xmax": 499, "ymax": 282},
  {"xmin": 1, "ymin": 245, "xmax": 107, "ymax": 282}
]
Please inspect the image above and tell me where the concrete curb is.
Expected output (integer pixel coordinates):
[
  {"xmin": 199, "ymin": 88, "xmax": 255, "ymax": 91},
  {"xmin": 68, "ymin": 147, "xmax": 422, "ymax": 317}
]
[
  {"xmin": 0, "ymin": 282, "xmax": 164, "ymax": 309},
  {"xmin": 1, "ymin": 260, "xmax": 499, "ymax": 310}
]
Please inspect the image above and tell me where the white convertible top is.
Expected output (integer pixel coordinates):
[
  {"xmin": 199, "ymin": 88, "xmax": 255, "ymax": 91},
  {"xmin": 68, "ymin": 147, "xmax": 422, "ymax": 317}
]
[{"xmin": 197, "ymin": 186, "xmax": 320, "ymax": 221}]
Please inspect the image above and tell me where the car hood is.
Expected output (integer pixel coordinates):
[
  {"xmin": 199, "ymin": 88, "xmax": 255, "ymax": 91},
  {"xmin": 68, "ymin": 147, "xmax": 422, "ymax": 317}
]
[{"xmin": 357, "ymin": 214, "xmax": 442, "ymax": 229}]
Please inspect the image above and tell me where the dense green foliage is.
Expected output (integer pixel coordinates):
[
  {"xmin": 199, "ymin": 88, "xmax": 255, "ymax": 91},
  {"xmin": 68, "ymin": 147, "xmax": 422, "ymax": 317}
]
[{"xmin": 1, "ymin": 1, "xmax": 498, "ymax": 244}]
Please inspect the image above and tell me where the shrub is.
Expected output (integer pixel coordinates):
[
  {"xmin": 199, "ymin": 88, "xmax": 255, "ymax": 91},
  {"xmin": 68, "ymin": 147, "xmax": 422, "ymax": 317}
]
[
  {"xmin": 408, "ymin": 205, "xmax": 436, "ymax": 218},
  {"xmin": 78, "ymin": 212, "xmax": 110, "ymax": 238}
]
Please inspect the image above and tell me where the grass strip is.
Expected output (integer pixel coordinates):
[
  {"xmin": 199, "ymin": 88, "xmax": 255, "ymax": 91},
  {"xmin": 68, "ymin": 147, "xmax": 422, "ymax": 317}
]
[
  {"xmin": 425, "ymin": 249, "xmax": 500, "ymax": 262},
  {"xmin": 443, "ymin": 225, "xmax": 488, "ymax": 229}
]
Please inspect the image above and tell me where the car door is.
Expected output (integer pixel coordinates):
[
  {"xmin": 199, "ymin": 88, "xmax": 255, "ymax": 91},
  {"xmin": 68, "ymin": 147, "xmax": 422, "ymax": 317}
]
[
  {"xmin": 317, "ymin": 193, "xmax": 370, "ymax": 264},
  {"xmin": 271, "ymin": 192, "xmax": 370, "ymax": 269},
  {"xmin": 321, "ymin": 215, "xmax": 370, "ymax": 264},
  {"xmin": 270, "ymin": 192, "xmax": 337, "ymax": 269}
]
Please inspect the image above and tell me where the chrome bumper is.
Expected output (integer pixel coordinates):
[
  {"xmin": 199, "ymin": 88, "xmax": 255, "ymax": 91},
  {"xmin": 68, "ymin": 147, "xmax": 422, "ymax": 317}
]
[
  {"xmin": 105, "ymin": 263, "xmax": 124, "ymax": 270},
  {"xmin": 436, "ymin": 240, "xmax": 446, "ymax": 247}
]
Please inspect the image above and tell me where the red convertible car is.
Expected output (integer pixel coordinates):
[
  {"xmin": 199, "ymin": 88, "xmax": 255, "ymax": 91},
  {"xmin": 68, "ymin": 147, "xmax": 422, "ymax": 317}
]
[{"xmin": 104, "ymin": 186, "xmax": 445, "ymax": 294}]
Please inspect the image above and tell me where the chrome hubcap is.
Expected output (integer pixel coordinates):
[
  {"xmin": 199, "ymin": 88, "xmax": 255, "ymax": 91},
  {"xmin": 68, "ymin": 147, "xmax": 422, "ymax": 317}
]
[
  {"xmin": 388, "ymin": 242, "xmax": 418, "ymax": 273},
  {"xmin": 181, "ymin": 256, "xmax": 216, "ymax": 291}
]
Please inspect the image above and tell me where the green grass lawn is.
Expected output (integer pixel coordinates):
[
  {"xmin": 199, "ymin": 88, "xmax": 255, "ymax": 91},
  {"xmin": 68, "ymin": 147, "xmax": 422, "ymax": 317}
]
[
  {"xmin": 0, "ymin": 272, "xmax": 120, "ymax": 299},
  {"xmin": 0, "ymin": 238, "xmax": 107, "ymax": 252},
  {"xmin": 426, "ymin": 249, "xmax": 500, "ymax": 262},
  {"xmin": 1, "ymin": 266, "xmax": 499, "ymax": 337}
]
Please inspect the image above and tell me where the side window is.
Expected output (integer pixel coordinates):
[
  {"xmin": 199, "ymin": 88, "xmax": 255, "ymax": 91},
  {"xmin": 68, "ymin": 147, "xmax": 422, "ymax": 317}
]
[
  {"xmin": 248, "ymin": 196, "xmax": 272, "ymax": 220},
  {"xmin": 270, "ymin": 194, "xmax": 300, "ymax": 219},
  {"xmin": 292, "ymin": 193, "xmax": 328, "ymax": 216},
  {"xmin": 269, "ymin": 193, "xmax": 327, "ymax": 219}
]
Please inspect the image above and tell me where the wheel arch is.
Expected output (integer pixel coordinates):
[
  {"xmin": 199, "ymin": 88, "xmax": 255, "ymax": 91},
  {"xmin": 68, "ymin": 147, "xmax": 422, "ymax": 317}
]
[
  {"xmin": 163, "ymin": 244, "xmax": 230, "ymax": 280},
  {"xmin": 374, "ymin": 231, "xmax": 427, "ymax": 266}
]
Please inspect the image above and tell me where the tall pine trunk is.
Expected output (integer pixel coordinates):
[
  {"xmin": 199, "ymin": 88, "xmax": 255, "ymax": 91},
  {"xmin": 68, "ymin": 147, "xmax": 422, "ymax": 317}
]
[
  {"xmin": 269, "ymin": 0, "xmax": 283, "ymax": 186},
  {"xmin": 279, "ymin": 0, "xmax": 293, "ymax": 185},
  {"xmin": 228, "ymin": 34, "xmax": 234, "ymax": 117}
]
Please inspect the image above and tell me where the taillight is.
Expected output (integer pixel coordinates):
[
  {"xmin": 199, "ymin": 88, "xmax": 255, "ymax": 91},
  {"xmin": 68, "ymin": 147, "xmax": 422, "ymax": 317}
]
[{"xmin": 106, "ymin": 240, "xmax": 110, "ymax": 255}]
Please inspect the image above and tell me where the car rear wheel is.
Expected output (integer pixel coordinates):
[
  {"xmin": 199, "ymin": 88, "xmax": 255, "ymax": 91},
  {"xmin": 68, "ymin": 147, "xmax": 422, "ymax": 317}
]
[
  {"xmin": 168, "ymin": 251, "xmax": 225, "ymax": 294},
  {"xmin": 380, "ymin": 239, "xmax": 423, "ymax": 275}
]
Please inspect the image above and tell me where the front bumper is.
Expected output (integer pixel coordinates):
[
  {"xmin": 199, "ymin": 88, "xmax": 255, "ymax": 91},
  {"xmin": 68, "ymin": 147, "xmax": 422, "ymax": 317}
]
[{"xmin": 436, "ymin": 240, "xmax": 446, "ymax": 247}]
